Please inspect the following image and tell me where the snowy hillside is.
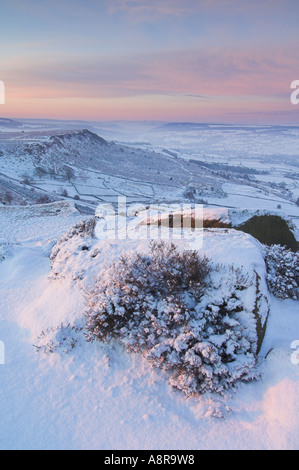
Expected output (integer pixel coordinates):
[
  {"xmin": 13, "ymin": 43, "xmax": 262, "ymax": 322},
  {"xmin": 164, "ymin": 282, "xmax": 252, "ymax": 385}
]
[
  {"xmin": 1, "ymin": 121, "xmax": 299, "ymax": 232},
  {"xmin": 0, "ymin": 203, "xmax": 298, "ymax": 449},
  {"xmin": 0, "ymin": 120, "xmax": 298, "ymax": 450},
  {"xmin": 0, "ymin": 127, "xmax": 226, "ymax": 210}
]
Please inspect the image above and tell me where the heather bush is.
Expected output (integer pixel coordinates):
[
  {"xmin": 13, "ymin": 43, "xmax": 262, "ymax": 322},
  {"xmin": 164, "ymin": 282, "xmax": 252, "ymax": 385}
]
[
  {"xmin": 50, "ymin": 218, "xmax": 96, "ymax": 264},
  {"xmin": 264, "ymin": 244, "xmax": 299, "ymax": 300},
  {"xmin": 85, "ymin": 241, "xmax": 260, "ymax": 396},
  {"xmin": 34, "ymin": 323, "xmax": 84, "ymax": 355}
]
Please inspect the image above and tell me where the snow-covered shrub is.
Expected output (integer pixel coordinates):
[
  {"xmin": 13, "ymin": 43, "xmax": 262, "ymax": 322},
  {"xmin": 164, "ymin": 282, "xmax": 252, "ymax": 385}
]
[
  {"xmin": 0, "ymin": 243, "xmax": 12, "ymax": 263},
  {"xmin": 34, "ymin": 323, "xmax": 84, "ymax": 355},
  {"xmin": 50, "ymin": 218, "xmax": 97, "ymax": 280},
  {"xmin": 264, "ymin": 244, "xmax": 299, "ymax": 300},
  {"xmin": 0, "ymin": 245, "xmax": 6, "ymax": 262},
  {"xmin": 85, "ymin": 241, "xmax": 260, "ymax": 396},
  {"xmin": 85, "ymin": 241, "xmax": 210, "ymax": 341}
]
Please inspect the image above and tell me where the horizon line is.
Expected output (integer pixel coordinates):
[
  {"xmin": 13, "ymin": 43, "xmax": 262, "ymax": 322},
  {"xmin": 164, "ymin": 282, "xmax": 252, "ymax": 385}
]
[{"xmin": 1, "ymin": 116, "xmax": 299, "ymax": 128}]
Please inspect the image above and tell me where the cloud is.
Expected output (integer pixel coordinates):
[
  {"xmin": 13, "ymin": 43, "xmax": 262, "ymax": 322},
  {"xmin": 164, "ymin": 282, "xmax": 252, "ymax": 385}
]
[
  {"xmin": 107, "ymin": 0, "xmax": 193, "ymax": 18},
  {"xmin": 107, "ymin": 0, "xmax": 299, "ymax": 21},
  {"xmin": 3, "ymin": 44, "xmax": 297, "ymax": 104}
]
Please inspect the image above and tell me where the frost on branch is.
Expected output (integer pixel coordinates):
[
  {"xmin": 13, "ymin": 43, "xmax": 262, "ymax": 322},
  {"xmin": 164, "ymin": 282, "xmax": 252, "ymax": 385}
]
[
  {"xmin": 85, "ymin": 241, "xmax": 262, "ymax": 396},
  {"xmin": 34, "ymin": 323, "xmax": 84, "ymax": 355}
]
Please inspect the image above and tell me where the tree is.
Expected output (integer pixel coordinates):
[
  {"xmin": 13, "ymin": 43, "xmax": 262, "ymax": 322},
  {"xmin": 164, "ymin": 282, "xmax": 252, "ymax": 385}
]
[
  {"xmin": 21, "ymin": 174, "xmax": 32, "ymax": 185},
  {"xmin": 35, "ymin": 166, "xmax": 47, "ymax": 179},
  {"xmin": 4, "ymin": 191, "xmax": 13, "ymax": 204},
  {"xmin": 63, "ymin": 165, "xmax": 75, "ymax": 182},
  {"xmin": 37, "ymin": 195, "xmax": 52, "ymax": 204}
]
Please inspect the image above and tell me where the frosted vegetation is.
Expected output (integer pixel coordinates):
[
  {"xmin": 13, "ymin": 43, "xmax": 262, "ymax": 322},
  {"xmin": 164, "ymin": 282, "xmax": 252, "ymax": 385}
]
[
  {"xmin": 85, "ymin": 241, "xmax": 261, "ymax": 396},
  {"xmin": 264, "ymin": 245, "xmax": 299, "ymax": 300},
  {"xmin": 35, "ymin": 211, "xmax": 297, "ymax": 398},
  {"xmin": 0, "ymin": 245, "xmax": 6, "ymax": 262},
  {"xmin": 0, "ymin": 243, "xmax": 11, "ymax": 263}
]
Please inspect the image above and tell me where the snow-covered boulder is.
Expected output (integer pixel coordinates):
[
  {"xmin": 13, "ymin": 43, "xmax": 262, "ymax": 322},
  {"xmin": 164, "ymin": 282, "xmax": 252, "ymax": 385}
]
[{"xmin": 50, "ymin": 216, "xmax": 270, "ymax": 396}]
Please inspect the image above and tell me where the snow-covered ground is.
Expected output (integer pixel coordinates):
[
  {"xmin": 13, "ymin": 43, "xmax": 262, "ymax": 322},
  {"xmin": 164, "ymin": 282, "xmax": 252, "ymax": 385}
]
[
  {"xmin": 0, "ymin": 202, "xmax": 298, "ymax": 450},
  {"xmin": 0, "ymin": 120, "xmax": 298, "ymax": 450},
  {"xmin": 1, "ymin": 122, "xmax": 299, "ymax": 226}
]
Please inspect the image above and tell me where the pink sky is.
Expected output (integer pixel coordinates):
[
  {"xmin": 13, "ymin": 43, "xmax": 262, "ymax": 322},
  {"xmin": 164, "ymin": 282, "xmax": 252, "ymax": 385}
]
[{"xmin": 1, "ymin": 0, "xmax": 299, "ymax": 123}]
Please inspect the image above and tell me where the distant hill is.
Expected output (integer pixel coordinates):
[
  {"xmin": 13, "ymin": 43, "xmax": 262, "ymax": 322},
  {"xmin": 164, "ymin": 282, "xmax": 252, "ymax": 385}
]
[
  {"xmin": 0, "ymin": 118, "xmax": 23, "ymax": 128},
  {"xmin": 0, "ymin": 128, "xmax": 225, "ymax": 209}
]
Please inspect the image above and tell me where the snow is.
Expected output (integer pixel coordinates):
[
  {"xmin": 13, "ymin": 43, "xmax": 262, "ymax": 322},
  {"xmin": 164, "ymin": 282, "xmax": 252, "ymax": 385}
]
[
  {"xmin": 0, "ymin": 204, "xmax": 298, "ymax": 450},
  {"xmin": 0, "ymin": 120, "xmax": 298, "ymax": 449}
]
